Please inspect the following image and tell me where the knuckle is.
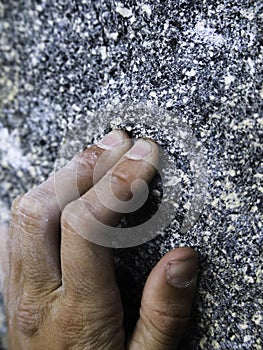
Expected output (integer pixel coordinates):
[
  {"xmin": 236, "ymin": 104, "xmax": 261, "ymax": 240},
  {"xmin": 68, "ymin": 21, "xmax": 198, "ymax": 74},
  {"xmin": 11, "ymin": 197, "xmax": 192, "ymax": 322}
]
[
  {"xmin": 109, "ymin": 165, "xmax": 133, "ymax": 201},
  {"xmin": 16, "ymin": 298, "xmax": 43, "ymax": 337},
  {"xmin": 61, "ymin": 200, "xmax": 81, "ymax": 229},
  {"xmin": 61, "ymin": 198, "xmax": 100, "ymax": 234},
  {"xmin": 61, "ymin": 202, "xmax": 76, "ymax": 233},
  {"xmin": 141, "ymin": 303, "xmax": 190, "ymax": 341},
  {"xmin": 17, "ymin": 191, "xmax": 48, "ymax": 231},
  {"xmin": 80, "ymin": 198, "xmax": 101, "ymax": 222},
  {"xmin": 152, "ymin": 307, "xmax": 190, "ymax": 334},
  {"xmin": 10, "ymin": 194, "xmax": 24, "ymax": 216},
  {"xmin": 72, "ymin": 147, "xmax": 102, "ymax": 175}
]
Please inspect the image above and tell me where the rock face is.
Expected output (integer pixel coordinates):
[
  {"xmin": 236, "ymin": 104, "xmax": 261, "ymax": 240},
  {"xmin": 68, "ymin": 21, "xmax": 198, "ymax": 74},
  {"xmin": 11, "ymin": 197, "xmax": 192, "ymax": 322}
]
[{"xmin": 0, "ymin": 1, "xmax": 262, "ymax": 349}]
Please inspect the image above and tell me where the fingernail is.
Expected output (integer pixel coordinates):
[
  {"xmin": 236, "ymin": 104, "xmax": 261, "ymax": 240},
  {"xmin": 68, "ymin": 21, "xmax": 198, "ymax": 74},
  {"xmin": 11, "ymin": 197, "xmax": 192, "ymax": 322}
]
[
  {"xmin": 96, "ymin": 130, "xmax": 124, "ymax": 150},
  {"xmin": 167, "ymin": 258, "xmax": 198, "ymax": 288},
  {"xmin": 126, "ymin": 139, "xmax": 152, "ymax": 160}
]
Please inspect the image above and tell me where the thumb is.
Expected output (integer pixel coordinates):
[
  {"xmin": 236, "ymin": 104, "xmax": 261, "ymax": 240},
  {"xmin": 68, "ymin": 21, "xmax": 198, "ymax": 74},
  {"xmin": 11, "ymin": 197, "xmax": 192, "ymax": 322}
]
[{"xmin": 129, "ymin": 247, "xmax": 199, "ymax": 350}]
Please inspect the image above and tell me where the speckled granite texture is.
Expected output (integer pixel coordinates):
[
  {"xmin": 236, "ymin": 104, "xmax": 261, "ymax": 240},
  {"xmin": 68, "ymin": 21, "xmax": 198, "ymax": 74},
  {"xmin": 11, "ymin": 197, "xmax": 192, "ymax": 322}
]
[{"xmin": 0, "ymin": 1, "xmax": 262, "ymax": 349}]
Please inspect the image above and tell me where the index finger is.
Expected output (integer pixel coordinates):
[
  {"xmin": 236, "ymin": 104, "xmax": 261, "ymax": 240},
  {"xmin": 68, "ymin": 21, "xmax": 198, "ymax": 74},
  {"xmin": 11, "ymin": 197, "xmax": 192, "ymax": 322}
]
[
  {"xmin": 60, "ymin": 138, "xmax": 159, "ymax": 297},
  {"xmin": 16, "ymin": 130, "xmax": 132, "ymax": 293}
]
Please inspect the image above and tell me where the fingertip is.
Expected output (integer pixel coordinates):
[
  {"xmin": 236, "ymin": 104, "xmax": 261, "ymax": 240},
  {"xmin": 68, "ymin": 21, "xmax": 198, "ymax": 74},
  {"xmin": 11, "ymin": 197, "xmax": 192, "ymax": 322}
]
[
  {"xmin": 141, "ymin": 247, "xmax": 199, "ymax": 304},
  {"xmin": 159, "ymin": 247, "xmax": 199, "ymax": 290},
  {"xmin": 126, "ymin": 139, "xmax": 153, "ymax": 160},
  {"xmin": 96, "ymin": 129, "xmax": 131, "ymax": 150},
  {"xmin": 165, "ymin": 247, "xmax": 199, "ymax": 266},
  {"xmin": 152, "ymin": 247, "xmax": 198, "ymax": 273},
  {"xmin": 166, "ymin": 252, "xmax": 199, "ymax": 289}
]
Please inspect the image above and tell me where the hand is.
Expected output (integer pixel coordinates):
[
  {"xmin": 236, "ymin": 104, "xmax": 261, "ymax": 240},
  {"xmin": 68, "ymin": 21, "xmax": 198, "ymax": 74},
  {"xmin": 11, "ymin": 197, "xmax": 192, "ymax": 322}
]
[{"xmin": 0, "ymin": 130, "xmax": 199, "ymax": 350}]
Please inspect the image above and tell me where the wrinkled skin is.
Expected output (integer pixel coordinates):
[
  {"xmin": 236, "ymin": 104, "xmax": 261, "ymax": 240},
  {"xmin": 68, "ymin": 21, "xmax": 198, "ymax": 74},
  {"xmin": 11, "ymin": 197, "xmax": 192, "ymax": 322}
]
[{"xmin": 0, "ymin": 130, "xmax": 199, "ymax": 350}]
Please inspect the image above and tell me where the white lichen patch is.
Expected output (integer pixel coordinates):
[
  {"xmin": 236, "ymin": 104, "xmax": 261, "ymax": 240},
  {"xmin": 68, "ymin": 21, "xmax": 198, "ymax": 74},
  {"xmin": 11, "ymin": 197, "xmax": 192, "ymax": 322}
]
[
  {"xmin": 229, "ymin": 169, "xmax": 236, "ymax": 176},
  {"xmin": 252, "ymin": 313, "xmax": 262, "ymax": 326},
  {"xmin": 149, "ymin": 91, "xmax": 157, "ymax": 98},
  {"xmin": 116, "ymin": 2, "xmax": 133, "ymax": 18},
  {"xmin": 221, "ymin": 191, "xmax": 241, "ymax": 209},
  {"xmin": 106, "ymin": 32, "xmax": 119, "ymax": 40},
  {"xmin": 0, "ymin": 126, "xmax": 30, "ymax": 170},
  {"xmin": 191, "ymin": 20, "xmax": 225, "ymax": 47},
  {"xmin": 247, "ymin": 57, "xmax": 255, "ymax": 75},
  {"xmin": 244, "ymin": 335, "xmax": 252, "ymax": 342},
  {"xmin": 166, "ymin": 99, "xmax": 174, "ymax": 108},
  {"xmin": 239, "ymin": 322, "xmax": 249, "ymax": 330},
  {"xmin": 100, "ymin": 46, "xmax": 107, "ymax": 60},
  {"xmin": 224, "ymin": 74, "xmax": 235, "ymax": 89},
  {"xmin": 243, "ymin": 275, "xmax": 254, "ymax": 283},
  {"xmin": 240, "ymin": 8, "xmax": 255, "ymax": 21},
  {"xmin": 185, "ymin": 68, "xmax": 196, "ymax": 77},
  {"xmin": 211, "ymin": 340, "xmax": 220, "ymax": 349},
  {"xmin": 141, "ymin": 4, "xmax": 152, "ymax": 16}
]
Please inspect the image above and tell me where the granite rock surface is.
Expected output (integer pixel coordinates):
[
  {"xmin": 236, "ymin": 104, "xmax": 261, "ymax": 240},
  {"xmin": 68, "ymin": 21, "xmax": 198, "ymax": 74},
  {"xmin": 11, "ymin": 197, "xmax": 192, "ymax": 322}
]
[{"xmin": 0, "ymin": 1, "xmax": 262, "ymax": 349}]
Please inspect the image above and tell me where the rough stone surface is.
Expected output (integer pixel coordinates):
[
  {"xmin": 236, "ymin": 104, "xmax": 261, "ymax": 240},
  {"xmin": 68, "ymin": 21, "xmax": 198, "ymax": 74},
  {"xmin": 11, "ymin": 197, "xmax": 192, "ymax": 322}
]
[{"xmin": 0, "ymin": 1, "xmax": 262, "ymax": 349}]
